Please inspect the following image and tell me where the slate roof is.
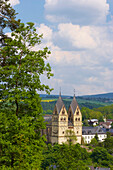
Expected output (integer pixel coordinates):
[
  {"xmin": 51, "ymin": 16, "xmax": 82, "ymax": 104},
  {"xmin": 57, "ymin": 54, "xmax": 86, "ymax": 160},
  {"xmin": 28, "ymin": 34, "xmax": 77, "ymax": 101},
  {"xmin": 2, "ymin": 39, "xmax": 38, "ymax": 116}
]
[
  {"xmin": 55, "ymin": 95, "xmax": 64, "ymax": 114},
  {"xmin": 82, "ymin": 126, "xmax": 106, "ymax": 135},
  {"xmin": 43, "ymin": 115, "xmax": 52, "ymax": 125},
  {"xmin": 70, "ymin": 95, "xmax": 79, "ymax": 114}
]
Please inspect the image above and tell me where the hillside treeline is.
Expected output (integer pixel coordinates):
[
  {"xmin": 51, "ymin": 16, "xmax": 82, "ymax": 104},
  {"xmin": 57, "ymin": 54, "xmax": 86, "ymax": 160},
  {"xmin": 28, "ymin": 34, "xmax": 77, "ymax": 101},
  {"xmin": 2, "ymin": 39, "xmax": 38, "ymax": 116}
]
[{"xmin": 42, "ymin": 101, "xmax": 113, "ymax": 120}]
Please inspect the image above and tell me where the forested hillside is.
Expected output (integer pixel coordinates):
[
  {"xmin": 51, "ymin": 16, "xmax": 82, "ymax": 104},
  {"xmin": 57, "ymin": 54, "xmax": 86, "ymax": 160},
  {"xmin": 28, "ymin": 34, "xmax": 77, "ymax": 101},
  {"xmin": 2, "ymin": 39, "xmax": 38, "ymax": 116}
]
[{"xmin": 41, "ymin": 94, "xmax": 113, "ymax": 120}]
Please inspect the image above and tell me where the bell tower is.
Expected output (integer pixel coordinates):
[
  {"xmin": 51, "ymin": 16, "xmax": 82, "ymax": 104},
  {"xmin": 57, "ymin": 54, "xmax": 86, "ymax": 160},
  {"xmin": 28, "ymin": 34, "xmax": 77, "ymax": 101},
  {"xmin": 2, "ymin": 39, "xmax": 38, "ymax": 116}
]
[
  {"xmin": 68, "ymin": 94, "xmax": 82, "ymax": 144},
  {"xmin": 51, "ymin": 93, "xmax": 68, "ymax": 144}
]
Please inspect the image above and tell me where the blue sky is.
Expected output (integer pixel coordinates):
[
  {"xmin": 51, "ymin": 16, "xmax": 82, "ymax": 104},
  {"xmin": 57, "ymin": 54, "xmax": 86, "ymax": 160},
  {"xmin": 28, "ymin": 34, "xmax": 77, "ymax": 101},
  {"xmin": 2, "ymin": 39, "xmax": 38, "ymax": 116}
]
[{"xmin": 9, "ymin": 0, "xmax": 113, "ymax": 96}]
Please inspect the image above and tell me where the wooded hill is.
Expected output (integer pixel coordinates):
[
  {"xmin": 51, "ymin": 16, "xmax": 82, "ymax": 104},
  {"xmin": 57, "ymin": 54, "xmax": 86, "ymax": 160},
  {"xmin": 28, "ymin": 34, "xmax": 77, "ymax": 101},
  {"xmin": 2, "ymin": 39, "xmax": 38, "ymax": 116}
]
[{"xmin": 41, "ymin": 93, "xmax": 113, "ymax": 120}]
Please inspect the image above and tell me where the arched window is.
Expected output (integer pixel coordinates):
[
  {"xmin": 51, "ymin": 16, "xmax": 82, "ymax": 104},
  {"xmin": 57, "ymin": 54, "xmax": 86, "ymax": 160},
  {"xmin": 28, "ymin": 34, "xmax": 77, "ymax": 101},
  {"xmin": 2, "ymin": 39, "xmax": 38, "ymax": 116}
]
[
  {"xmin": 78, "ymin": 118, "xmax": 80, "ymax": 121},
  {"xmin": 76, "ymin": 111, "xmax": 79, "ymax": 115},
  {"xmin": 61, "ymin": 118, "xmax": 63, "ymax": 121},
  {"xmin": 64, "ymin": 117, "xmax": 66, "ymax": 121},
  {"xmin": 75, "ymin": 118, "xmax": 77, "ymax": 121},
  {"xmin": 62, "ymin": 110, "xmax": 65, "ymax": 115}
]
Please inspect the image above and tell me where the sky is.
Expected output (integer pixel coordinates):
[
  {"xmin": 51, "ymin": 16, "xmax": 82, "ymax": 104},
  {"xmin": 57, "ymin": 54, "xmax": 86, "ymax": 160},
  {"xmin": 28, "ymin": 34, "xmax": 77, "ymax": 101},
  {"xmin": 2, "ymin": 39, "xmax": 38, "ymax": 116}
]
[{"xmin": 9, "ymin": 0, "xmax": 113, "ymax": 96}]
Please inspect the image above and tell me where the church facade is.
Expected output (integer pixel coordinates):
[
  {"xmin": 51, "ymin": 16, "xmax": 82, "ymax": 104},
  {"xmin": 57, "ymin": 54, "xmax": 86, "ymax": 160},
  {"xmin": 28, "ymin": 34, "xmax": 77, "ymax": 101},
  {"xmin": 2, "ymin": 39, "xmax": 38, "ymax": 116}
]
[{"xmin": 42, "ymin": 94, "xmax": 82, "ymax": 144}]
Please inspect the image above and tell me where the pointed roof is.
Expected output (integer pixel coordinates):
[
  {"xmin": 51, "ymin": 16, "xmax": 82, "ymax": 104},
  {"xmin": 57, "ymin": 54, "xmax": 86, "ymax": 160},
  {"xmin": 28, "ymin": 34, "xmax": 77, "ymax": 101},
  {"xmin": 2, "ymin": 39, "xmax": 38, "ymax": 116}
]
[
  {"xmin": 55, "ymin": 95, "xmax": 64, "ymax": 114},
  {"xmin": 70, "ymin": 95, "xmax": 79, "ymax": 114}
]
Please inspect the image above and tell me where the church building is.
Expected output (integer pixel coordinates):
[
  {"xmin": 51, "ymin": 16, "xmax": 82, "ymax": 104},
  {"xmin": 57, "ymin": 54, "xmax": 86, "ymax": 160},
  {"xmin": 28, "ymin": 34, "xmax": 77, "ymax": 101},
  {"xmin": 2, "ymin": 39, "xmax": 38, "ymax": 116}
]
[{"xmin": 42, "ymin": 94, "xmax": 82, "ymax": 144}]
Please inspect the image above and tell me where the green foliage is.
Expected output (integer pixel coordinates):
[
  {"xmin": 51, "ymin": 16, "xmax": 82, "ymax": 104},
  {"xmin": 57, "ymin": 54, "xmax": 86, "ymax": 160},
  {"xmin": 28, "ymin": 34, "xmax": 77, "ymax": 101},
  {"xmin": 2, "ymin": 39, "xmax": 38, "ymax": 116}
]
[
  {"xmin": 94, "ymin": 133, "xmax": 99, "ymax": 142},
  {"xmin": 0, "ymin": 22, "xmax": 53, "ymax": 116},
  {"xmin": 81, "ymin": 107, "xmax": 103, "ymax": 121},
  {"xmin": 0, "ymin": 5, "xmax": 53, "ymax": 168},
  {"xmin": 104, "ymin": 136, "xmax": 113, "ymax": 154},
  {"xmin": 91, "ymin": 147, "xmax": 113, "ymax": 167},
  {"xmin": 111, "ymin": 122, "xmax": 113, "ymax": 129},
  {"xmin": 94, "ymin": 104, "xmax": 113, "ymax": 119},
  {"xmin": 90, "ymin": 138, "xmax": 98, "ymax": 147},
  {"xmin": 65, "ymin": 129, "xmax": 77, "ymax": 146},
  {"xmin": 41, "ymin": 143, "xmax": 90, "ymax": 170},
  {"xmin": 0, "ymin": 0, "xmax": 20, "ymax": 46},
  {"xmin": 83, "ymin": 119, "xmax": 89, "ymax": 126},
  {"xmin": 0, "ymin": 112, "xmax": 46, "ymax": 169}
]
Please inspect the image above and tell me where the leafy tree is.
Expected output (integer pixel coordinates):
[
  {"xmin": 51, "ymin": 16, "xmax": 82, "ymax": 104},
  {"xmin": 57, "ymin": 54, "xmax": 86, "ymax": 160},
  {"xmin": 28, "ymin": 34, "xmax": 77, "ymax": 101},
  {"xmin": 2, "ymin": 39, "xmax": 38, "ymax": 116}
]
[
  {"xmin": 0, "ymin": 22, "xmax": 53, "ymax": 116},
  {"xmin": 83, "ymin": 119, "xmax": 89, "ymax": 126},
  {"xmin": 94, "ymin": 133, "xmax": 99, "ymax": 142},
  {"xmin": 106, "ymin": 131, "xmax": 111, "ymax": 138},
  {"xmin": 104, "ymin": 136, "xmax": 113, "ymax": 154},
  {"xmin": 90, "ymin": 138, "xmax": 98, "ymax": 147},
  {"xmin": 111, "ymin": 122, "xmax": 113, "ymax": 129},
  {"xmin": 91, "ymin": 147, "xmax": 113, "ymax": 167},
  {"xmin": 0, "ymin": 112, "xmax": 46, "ymax": 169},
  {"xmin": 65, "ymin": 129, "xmax": 77, "ymax": 146},
  {"xmin": 0, "ymin": 0, "xmax": 20, "ymax": 46},
  {"xmin": 41, "ymin": 143, "xmax": 90, "ymax": 170},
  {"xmin": 0, "ymin": 17, "xmax": 53, "ymax": 169}
]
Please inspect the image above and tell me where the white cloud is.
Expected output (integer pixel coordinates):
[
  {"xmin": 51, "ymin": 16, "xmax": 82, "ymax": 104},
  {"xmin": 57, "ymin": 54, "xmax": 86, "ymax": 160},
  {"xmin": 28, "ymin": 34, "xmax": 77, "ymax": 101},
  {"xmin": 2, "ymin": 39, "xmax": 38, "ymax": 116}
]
[
  {"xmin": 31, "ymin": 21, "xmax": 113, "ymax": 95},
  {"xmin": 54, "ymin": 23, "xmax": 100, "ymax": 50},
  {"xmin": 44, "ymin": 0, "xmax": 109, "ymax": 25},
  {"xmin": 9, "ymin": 0, "xmax": 20, "ymax": 6},
  {"xmin": 37, "ymin": 24, "xmax": 53, "ymax": 42}
]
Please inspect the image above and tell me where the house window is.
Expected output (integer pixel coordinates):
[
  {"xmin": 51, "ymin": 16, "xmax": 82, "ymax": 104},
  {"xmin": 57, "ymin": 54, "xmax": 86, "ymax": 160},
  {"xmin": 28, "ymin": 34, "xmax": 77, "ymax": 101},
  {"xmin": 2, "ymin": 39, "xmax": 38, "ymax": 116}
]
[{"xmin": 85, "ymin": 136, "xmax": 87, "ymax": 139}]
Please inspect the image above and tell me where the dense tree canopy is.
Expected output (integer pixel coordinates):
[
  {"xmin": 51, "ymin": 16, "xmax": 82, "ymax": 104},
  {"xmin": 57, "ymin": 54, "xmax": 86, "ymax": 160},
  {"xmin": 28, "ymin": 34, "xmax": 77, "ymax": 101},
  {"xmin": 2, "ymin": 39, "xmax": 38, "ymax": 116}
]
[
  {"xmin": 0, "ymin": 1, "xmax": 54, "ymax": 168},
  {"xmin": 0, "ymin": 22, "xmax": 53, "ymax": 116}
]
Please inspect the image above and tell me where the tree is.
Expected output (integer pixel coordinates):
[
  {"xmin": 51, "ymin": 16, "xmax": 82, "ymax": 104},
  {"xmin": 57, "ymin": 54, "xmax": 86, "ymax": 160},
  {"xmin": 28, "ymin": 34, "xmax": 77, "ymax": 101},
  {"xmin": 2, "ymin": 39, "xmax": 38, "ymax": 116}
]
[
  {"xmin": 94, "ymin": 133, "xmax": 99, "ymax": 142},
  {"xmin": 65, "ymin": 129, "xmax": 77, "ymax": 146},
  {"xmin": 90, "ymin": 138, "xmax": 98, "ymax": 147},
  {"xmin": 91, "ymin": 147, "xmax": 113, "ymax": 167},
  {"xmin": 0, "ymin": 112, "xmax": 46, "ymax": 169},
  {"xmin": 0, "ymin": 0, "xmax": 20, "ymax": 46},
  {"xmin": 0, "ymin": 22, "xmax": 53, "ymax": 116},
  {"xmin": 83, "ymin": 119, "xmax": 89, "ymax": 126},
  {"xmin": 111, "ymin": 122, "xmax": 113, "ymax": 129},
  {"xmin": 104, "ymin": 136, "xmax": 113, "ymax": 154},
  {"xmin": 0, "ymin": 18, "xmax": 53, "ymax": 169}
]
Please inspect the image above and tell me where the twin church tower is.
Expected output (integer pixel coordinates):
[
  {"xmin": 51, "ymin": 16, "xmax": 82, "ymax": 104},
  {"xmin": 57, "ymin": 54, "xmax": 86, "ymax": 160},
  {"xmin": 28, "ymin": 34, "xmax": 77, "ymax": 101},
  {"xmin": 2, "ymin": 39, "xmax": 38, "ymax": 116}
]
[{"xmin": 43, "ymin": 93, "xmax": 82, "ymax": 144}]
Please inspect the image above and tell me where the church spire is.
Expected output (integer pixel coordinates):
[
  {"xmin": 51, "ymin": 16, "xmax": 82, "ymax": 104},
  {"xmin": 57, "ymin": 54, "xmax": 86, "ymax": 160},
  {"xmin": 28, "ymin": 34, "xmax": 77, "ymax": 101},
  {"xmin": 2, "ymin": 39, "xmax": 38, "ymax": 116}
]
[
  {"xmin": 59, "ymin": 87, "xmax": 61, "ymax": 97},
  {"xmin": 74, "ymin": 89, "xmax": 75, "ymax": 97}
]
